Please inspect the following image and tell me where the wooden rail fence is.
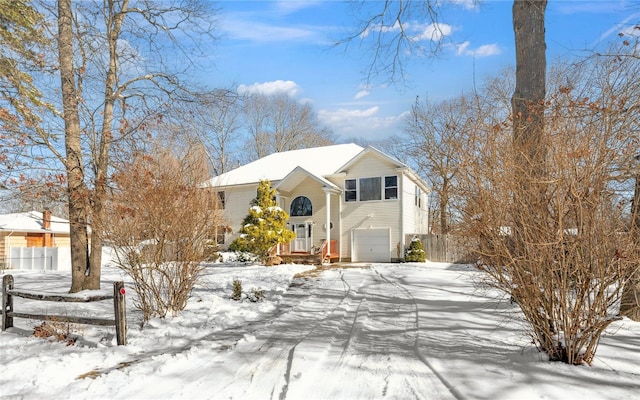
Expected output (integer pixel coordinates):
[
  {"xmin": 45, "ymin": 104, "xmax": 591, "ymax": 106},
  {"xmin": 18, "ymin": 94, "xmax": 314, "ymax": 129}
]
[{"xmin": 1, "ymin": 275, "xmax": 127, "ymax": 345}]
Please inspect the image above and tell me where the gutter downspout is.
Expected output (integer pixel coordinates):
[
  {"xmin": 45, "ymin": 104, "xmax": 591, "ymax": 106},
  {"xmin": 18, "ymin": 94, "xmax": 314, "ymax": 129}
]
[{"xmin": 325, "ymin": 189, "xmax": 331, "ymax": 262}]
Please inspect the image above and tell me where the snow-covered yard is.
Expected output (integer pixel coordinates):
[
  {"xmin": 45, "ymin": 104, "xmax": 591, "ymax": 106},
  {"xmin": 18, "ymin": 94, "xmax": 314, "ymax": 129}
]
[{"xmin": 1, "ymin": 252, "xmax": 638, "ymax": 399}]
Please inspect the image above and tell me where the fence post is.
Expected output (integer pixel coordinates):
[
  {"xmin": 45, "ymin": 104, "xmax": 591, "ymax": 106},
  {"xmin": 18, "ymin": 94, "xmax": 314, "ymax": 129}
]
[
  {"xmin": 2, "ymin": 275, "xmax": 14, "ymax": 330},
  {"xmin": 113, "ymin": 281, "xmax": 127, "ymax": 345}
]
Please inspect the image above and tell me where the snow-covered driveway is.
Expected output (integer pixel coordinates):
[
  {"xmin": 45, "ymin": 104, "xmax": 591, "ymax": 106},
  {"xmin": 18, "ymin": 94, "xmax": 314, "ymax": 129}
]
[
  {"xmin": 2, "ymin": 261, "xmax": 638, "ymax": 400},
  {"xmin": 204, "ymin": 266, "xmax": 457, "ymax": 400}
]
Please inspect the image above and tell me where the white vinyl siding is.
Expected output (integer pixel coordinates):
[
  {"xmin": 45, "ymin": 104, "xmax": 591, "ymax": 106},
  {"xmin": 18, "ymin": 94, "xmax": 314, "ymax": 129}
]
[
  {"xmin": 332, "ymin": 153, "xmax": 402, "ymax": 260},
  {"xmin": 402, "ymin": 175, "xmax": 429, "ymax": 238},
  {"xmin": 219, "ymin": 185, "xmax": 264, "ymax": 245}
]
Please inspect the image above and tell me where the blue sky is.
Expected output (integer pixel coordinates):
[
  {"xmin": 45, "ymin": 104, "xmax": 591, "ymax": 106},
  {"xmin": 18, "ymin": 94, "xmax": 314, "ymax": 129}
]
[{"xmin": 201, "ymin": 0, "xmax": 640, "ymax": 142}]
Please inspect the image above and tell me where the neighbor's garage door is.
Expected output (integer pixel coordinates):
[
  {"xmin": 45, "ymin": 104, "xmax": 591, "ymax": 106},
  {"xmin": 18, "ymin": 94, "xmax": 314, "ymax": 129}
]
[{"xmin": 352, "ymin": 228, "xmax": 391, "ymax": 262}]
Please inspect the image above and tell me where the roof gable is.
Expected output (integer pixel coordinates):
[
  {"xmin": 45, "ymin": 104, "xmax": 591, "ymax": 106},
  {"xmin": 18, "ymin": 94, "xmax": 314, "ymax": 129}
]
[
  {"xmin": 336, "ymin": 146, "xmax": 406, "ymax": 173},
  {"xmin": 275, "ymin": 166, "xmax": 339, "ymax": 193}
]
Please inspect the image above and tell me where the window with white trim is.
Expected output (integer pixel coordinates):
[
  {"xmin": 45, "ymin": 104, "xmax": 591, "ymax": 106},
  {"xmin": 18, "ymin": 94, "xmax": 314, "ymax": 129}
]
[
  {"xmin": 359, "ymin": 177, "xmax": 381, "ymax": 201},
  {"xmin": 344, "ymin": 175, "xmax": 399, "ymax": 202},
  {"xmin": 384, "ymin": 176, "xmax": 398, "ymax": 200},
  {"xmin": 345, "ymin": 179, "xmax": 357, "ymax": 202},
  {"xmin": 290, "ymin": 196, "xmax": 313, "ymax": 216}
]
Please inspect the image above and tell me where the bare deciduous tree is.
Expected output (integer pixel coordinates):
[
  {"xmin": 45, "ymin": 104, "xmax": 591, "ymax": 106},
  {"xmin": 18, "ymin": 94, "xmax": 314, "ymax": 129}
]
[
  {"xmin": 242, "ymin": 92, "xmax": 335, "ymax": 161},
  {"xmin": 184, "ymin": 90, "xmax": 243, "ymax": 176},
  {"xmin": 402, "ymin": 94, "xmax": 483, "ymax": 234},
  {"xmin": 53, "ymin": 0, "xmax": 219, "ymax": 292},
  {"xmin": 339, "ymin": 0, "xmax": 458, "ymax": 84}
]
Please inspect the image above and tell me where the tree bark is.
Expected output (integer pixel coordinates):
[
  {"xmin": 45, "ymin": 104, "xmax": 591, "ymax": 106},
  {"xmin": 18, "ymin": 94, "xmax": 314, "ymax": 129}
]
[
  {"xmin": 620, "ymin": 165, "xmax": 640, "ymax": 321},
  {"xmin": 58, "ymin": 0, "xmax": 91, "ymax": 293},
  {"xmin": 87, "ymin": 0, "xmax": 127, "ymax": 289},
  {"xmin": 512, "ymin": 0, "xmax": 547, "ymax": 173},
  {"xmin": 511, "ymin": 0, "xmax": 548, "ymax": 255}
]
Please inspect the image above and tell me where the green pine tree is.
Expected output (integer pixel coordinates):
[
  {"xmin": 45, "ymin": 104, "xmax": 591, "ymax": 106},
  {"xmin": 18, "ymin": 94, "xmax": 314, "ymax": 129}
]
[
  {"xmin": 405, "ymin": 236, "xmax": 426, "ymax": 262},
  {"xmin": 229, "ymin": 180, "xmax": 295, "ymax": 263}
]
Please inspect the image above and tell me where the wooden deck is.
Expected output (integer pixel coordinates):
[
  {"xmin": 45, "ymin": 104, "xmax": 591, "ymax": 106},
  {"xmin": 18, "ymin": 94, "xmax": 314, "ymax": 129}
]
[{"xmin": 276, "ymin": 240, "xmax": 339, "ymax": 265}]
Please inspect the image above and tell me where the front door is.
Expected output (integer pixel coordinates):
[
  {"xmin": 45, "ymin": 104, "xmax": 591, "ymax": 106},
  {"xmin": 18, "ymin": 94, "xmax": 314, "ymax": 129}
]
[{"xmin": 291, "ymin": 222, "xmax": 312, "ymax": 253}]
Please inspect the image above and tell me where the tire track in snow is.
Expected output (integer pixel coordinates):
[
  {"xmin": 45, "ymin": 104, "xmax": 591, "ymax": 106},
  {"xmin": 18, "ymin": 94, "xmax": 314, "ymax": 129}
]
[
  {"xmin": 215, "ymin": 270, "xmax": 360, "ymax": 399},
  {"xmin": 281, "ymin": 267, "xmax": 459, "ymax": 399},
  {"xmin": 371, "ymin": 266, "xmax": 466, "ymax": 400}
]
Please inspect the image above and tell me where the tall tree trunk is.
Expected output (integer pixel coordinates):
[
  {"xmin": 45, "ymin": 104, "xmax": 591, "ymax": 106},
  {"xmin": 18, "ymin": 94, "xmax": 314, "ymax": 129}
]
[
  {"xmin": 620, "ymin": 166, "xmax": 640, "ymax": 320},
  {"xmin": 440, "ymin": 179, "xmax": 449, "ymax": 234},
  {"xmin": 511, "ymin": 0, "xmax": 548, "ymax": 256},
  {"xmin": 512, "ymin": 0, "xmax": 547, "ymax": 174},
  {"xmin": 58, "ymin": 0, "xmax": 91, "ymax": 293},
  {"xmin": 87, "ymin": 0, "xmax": 127, "ymax": 288}
]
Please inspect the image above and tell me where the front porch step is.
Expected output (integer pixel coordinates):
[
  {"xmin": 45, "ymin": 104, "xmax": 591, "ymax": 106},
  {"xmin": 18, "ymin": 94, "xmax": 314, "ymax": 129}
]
[
  {"xmin": 279, "ymin": 253, "xmax": 337, "ymax": 265},
  {"xmin": 281, "ymin": 253, "xmax": 321, "ymax": 265}
]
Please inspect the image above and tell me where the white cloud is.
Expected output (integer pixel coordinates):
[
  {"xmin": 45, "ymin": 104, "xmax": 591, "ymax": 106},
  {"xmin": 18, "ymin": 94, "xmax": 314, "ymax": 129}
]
[
  {"xmin": 448, "ymin": 0, "xmax": 479, "ymax": 11},
  {"xmin": 456, "ymin": 41, "xmax": 500, "ymax": 57},
  {"xmin": 362, "ymin": 21, "xmax": 453, "ymax": 43},
  {"xmin": 221, "ymin": 14, "xmax": 318, "ymax": 43},
  {"xmin": 473, "ymin": 44, "xmax": 501, "ymax": 57},
  {"xmin": 319, "ymin": 107, "xmax": 380, "ymax": 123},
  {"xmin": 597, "ymin": 12, "xmax": 640, "ymax": 42},
  {"xmin": 412, "ymin": 23, "xmax": 453, "ymax": 42},
  {"xmin": 360, "ymin": 21, "xmax": 401, "ymax": 39},
  {"xmin": 318, "ymin": 107, "xmax": 408, "ymax": 140},
  {"xmin": 238, "ymin": 80, "xmax": 301, "ymax": 97},
  {"xmin": 354, "ymin": 90, "xmax": 370, "ymax": 100},
  {"xmin": 456, "ymin": 41, "xmax": 471, "ymax": 56}
]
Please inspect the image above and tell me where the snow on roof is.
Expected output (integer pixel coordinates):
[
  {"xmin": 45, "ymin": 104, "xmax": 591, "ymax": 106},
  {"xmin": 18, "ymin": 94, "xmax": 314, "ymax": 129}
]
[
  {"xmin": 0, "ymin": 211, "xmax": 71, "ymax": 234},
  {"xmin": 203, "ymin": 143, "xmax": 365, "ymax": 187}
]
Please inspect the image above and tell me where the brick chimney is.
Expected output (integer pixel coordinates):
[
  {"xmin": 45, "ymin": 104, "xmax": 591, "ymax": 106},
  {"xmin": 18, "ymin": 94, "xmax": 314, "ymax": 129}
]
[
  {"xmin": 43, "ymin": 209, "xmax": 53, "ymax": 247},
  {"xmin": 43, "ymin": 209, "xmax": 51, "ymax": 230}
]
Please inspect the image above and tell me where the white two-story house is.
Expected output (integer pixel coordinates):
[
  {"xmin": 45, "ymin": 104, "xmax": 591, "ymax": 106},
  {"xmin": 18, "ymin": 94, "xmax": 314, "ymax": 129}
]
[{"xmin": 203, "ymin": 143, "xmax": 430, "ymax": 263}]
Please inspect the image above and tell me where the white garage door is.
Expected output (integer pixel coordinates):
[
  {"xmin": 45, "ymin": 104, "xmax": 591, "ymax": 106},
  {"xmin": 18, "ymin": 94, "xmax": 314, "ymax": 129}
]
[{"xmin": 352, "ymin": 228, "xmax": 391, "ymax": 262}]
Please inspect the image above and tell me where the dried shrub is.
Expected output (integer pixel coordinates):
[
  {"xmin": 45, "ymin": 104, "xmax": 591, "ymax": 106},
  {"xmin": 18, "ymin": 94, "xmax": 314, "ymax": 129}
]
[
  {"xmin": 231, "ymin": 279, "xmax": 243, "ymax": 301},
  {"xmin": 33, "ymin": 320, "xmax": 79, "ymax": 346},
  {"xmin": 106, "ymin": 139, "xmax": 224, "ymax": 325},
  {"xmin": 458, "ymin": 48, "xmax": 639, "ymax": 364},
  {"xmin": 230, "ymin": 279, "xmax": 264, "ymax": 302}
]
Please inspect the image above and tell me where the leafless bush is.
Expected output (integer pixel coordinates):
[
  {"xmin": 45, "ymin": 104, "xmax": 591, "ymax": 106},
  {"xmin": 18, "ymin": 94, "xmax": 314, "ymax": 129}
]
[
  {"xmin": 459, "ymin": 55, "xmax": 639, "ymax": 364},
  {"xmin": 33, "ymin": 320, "xmax": 79, "ymax": 346},
  {"xmin": 106, "ymin": 139, "xmax": 223, "ymax": 325}
]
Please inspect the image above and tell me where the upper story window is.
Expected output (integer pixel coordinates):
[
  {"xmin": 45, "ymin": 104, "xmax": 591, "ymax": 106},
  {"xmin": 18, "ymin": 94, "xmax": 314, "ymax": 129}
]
[
  {"xmin": 217, "ymin": 191, "xmax": 226, "ymax": 209},
  {"xmin": 384, "ymin": 176, "xmax": 398, "ymax": 200},
  {"xmin": 345, "ymin": 179, "xmax": 357, "ymax": 202},
  {"xmin": 345, "ymin": 175, "xmax": 398, "ymax": 202},
  {"xmin": 415, "ymin": 186, "xmax": 422, "ymax": 208},
  {"xmin": 290, "ymin": 196, "xmax": 312, "ymax": 216},
  {"xmin": 360, "ymin": 177, "xmax": 382, "ymax": 201}
]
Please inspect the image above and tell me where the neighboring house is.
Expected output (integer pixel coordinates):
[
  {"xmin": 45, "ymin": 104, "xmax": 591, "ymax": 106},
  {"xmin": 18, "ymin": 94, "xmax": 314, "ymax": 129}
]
[
  {"xmin": 0, "ymin": 210, "xmax": 73, "ymax": 271},
  {"xmin": 203, "ymin": 143, "xmax": 430, "ymax": 263}
]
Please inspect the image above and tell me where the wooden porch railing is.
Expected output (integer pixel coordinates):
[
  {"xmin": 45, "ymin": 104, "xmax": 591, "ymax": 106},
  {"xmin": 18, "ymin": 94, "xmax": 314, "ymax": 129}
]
[{"xmin": 321, "ymin": 240, "xmax": 338, "ymax": 263}]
